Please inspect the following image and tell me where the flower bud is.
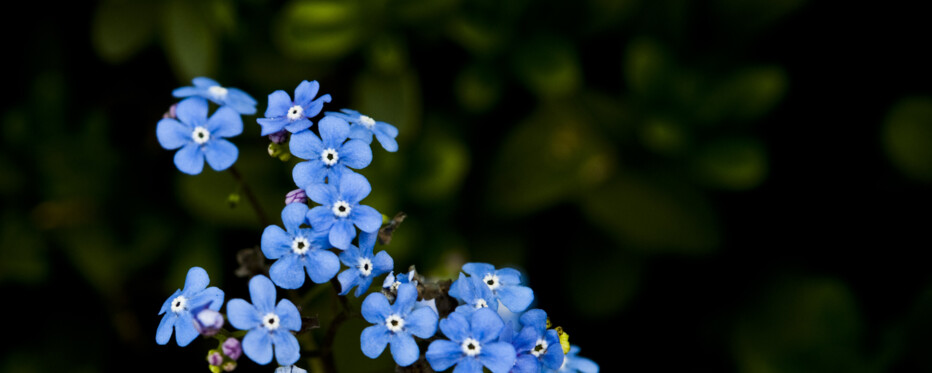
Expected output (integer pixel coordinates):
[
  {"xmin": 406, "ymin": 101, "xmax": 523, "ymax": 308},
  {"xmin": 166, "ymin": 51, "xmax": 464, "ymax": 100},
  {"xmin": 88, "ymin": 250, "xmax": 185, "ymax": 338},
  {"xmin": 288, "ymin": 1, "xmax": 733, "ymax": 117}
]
[
  {"xmin": 193, "ymin": 308, "xmax": 224, "ymax": 337},
  {"xmin": 222, "ymin": 337, "xmax": 242, "ymax": 360},
  {"xmin": 221, "ymin": 361, "xmax": 237, "ymax": 372},
  {"xmin": 268, "ymin": 129, "xmax": 288, "ymax": 144},
  {"xmin": 163, "ymin": 103, "xmax": 178, "ymax": 119},
  {"xmin": 207, "ymin": 350, "xmax": 223, "ymax": 366},
  {"xmin": 285, "ymin": 189, "xmax": 307, "ymax": 205}
]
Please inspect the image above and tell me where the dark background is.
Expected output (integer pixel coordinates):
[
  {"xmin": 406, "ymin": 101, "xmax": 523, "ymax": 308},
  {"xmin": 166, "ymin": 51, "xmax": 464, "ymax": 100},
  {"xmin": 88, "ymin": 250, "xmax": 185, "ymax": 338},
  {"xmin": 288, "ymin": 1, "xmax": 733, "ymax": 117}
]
[{"xmin": 3, "ymin": 0, "xmax": 932, "ymax": 372}]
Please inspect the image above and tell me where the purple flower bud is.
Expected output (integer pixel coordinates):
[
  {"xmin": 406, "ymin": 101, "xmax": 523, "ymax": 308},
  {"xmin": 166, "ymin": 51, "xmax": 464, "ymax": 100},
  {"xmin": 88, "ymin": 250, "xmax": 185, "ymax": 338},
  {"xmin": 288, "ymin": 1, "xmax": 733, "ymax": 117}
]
[
  {"xmin": 268, "ymin": 129, "xmax": 289, "ymax": 144},
  {"xmin": 193, "ymin": 308, "xmax": 224, "ymax": 337},
  {"xmin": 207, "ymin": 351, "xmax": 223, "ymax": 366},
  {"xmin": 222, "ymin": 361, "xmax": 237, "ymax": 372},
  {"xmin": 222, "ymin": 337, "xmax": 242, "ymax": 360},
  {"xmin": 163, "ymin": 103, "xmax": 177, "ymax": 119},
  {"xmin": 285, "ymin": 189, "xmax": 307, "ymax": 205}
]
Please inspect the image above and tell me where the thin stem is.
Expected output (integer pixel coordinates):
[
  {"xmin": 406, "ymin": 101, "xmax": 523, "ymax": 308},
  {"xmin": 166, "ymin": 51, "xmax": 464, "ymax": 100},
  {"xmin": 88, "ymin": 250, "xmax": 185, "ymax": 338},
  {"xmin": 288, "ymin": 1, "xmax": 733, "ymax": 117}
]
[
  {"xmin": 228, "ymin": 165, "xmax": 270, "ymax": 227},
  {"xmin": 321, "ymin": 279, "xmax": 352, "ymax": 373}
]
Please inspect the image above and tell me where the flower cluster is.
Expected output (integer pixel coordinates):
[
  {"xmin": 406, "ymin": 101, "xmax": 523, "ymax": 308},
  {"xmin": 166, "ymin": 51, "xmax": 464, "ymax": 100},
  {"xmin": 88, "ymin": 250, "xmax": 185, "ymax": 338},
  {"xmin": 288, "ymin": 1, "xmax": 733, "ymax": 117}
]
[{"xmin": 154, "ymin": 78, "xmax": 597, "ymax": 372}]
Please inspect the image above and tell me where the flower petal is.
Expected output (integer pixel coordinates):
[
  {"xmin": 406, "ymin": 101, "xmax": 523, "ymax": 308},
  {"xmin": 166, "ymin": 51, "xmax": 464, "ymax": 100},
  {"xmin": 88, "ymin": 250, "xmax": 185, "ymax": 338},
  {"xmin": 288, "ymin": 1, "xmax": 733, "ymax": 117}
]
[
  {"xmin": 172, "ymin": 86, "xmax": 201, "ymax": 98},
  {"xmin": 226, "ymin": 298, "xmax": 260, "ymax": 330},
  {"xmin": 361, "ymin": 292, "xmax": 392, "ymax": 324},
  {"xmin": 156, "ymin": 118, "xmax": 191, "ymax": 150},
  {"xmin": 243, "ymin": 329, "xmax": 273, "ymax": 365},
  {"xmin": 512, "ymin": 354, "xmax": 540, "ymax": 373},
  {"xmin": 351, "ymin": 205, "xmax": 382, "ymax": 233},
  {"xmin": 293, "ymin": 80, "xmax": 321, "ymax": 109},
  {"xmin": 307, "ymin": 206, "xmax": 335, "ymax": 232},
  {"xmin": 318, "ymin": 116, "xmax": 350, "ymax": 146},
  {"xmin": 541, "ymin": 333, "xmax": 565, "ymax": 369},
  {"xmin": 453, "ymin": 358, "xmax": 482, "ymax": 373},
  {"xmin": 258, "ymin": 117, "xmax": 290, "ymax": 136},
  {"xmin": 206, "ymin": 106, "xmax": 243, "ymax": 138},
  {"xmin": 156, "ymin": 313, "xmax": 176, "ymax": 345},
  {"xmin": 405, "ymin": 307, "xmax": 439, "ymax": 339},
  {"xmin": 192, "ymin": 77, "xmax": 220, "ymax": 88},
  {"xmin": 264, "ymin": 90, "xmax": 292, "ymax": 118},
  {"xmin": 470, "ymin": 308, "xmax": 505, "ymax": 344},
  {"xmin": 305, "ymin": 182, "xmax": 336, "ymax": 205},
  {"xmin": 203, "ymin": 139, "xmax": 238, "ymax": 171},
  {"xmin": 329, "ymin": 219, "xmax": 355, "ymax": 250},
  {"xmin": 390, "ymin": 333, "xmax": 420, "ymax": 367},
  {"xmin": 249, "ymin": 275, "xmax": 278, "ymax": 313},
  {"xmin": 272, "ymin": 331, "xmax": 300, "ymax": 365},
  {"xmin": 338, "ymin": 173, "xmax": 371, "ymax": 204},
  {"xmin": 270, "ymin": 254, "xmax": 305, "ymax": 289},
  {"xmin": 426, "ymin": 340, "xmax": 464, "ymax": 372},
  {"xmin": 176, "ymin": 97, "xmax": 208, "ymax": 127},
  {"xmin": 281, "ymin": 202, "xmax": 308, "ymax": 232},
  {"xmin": 439, "ymin": 312, "xmax": 470, "ymax": 342},
  {"xmin": 284, "ymin": 118, "xmax": 313, "ymax": 133},
  {"xmin": 174, "ymin": 312, "xmax": 199, "ymax": 347},
  {"xmin": 360, "ymin": 324, "xmax": 391, "ymax": 359},
  {"xmin": 338, "ymin": 139, "xmax": 373, "ymax": 169},
  {"xmin": 261, "ymin": 225, "xmax": 292, "ymax": 260},
  {"xmin": 461, "ymin": 263, "xmax": 496, "ymax": 278},
  {"xmin": 159, "ymin": 289, "xmax": 181, "ymax": 315},
  {"xmin": 182, "ymin": 267, "xmax": 210, "ymax": 294},
  {"xmin": 448, "ymin": 273, "xmax": 470, "ymax": 302},
  {"xmin": 478, "ymin": 342, "xmax": 516, "ymax": 373},
  {"xmin": 348, "ymin": 125, "xmax": 374, "ymax": 143},
  {"xmin": 275, "ymin": 299, "xmax": 302, "ymax": 331},
  {"xmin": 289, "ymin": 130, "xmax": 324, "ymax": 160},
  {"xmin": 373, "ymin": 124, "xmax": 399, "ymax": 152},
  {"xmin": 305, "ymin": 249, "xmax": 340, "ymax": 284},
  {"xmin": 226, "ymin": 88, "xmax": 258, "ymax": 115},
  {"xmin": 372, "ymin": 251, "xmax": 394, "ymax": 277},
  {"xmin": 292, "ymin": 160, "xmax": 328, "ymax": 189},
  {"xmin": 498, "ymin": 285, "xmax": 534, "ymax": 313},
  {"xmin": 190, "ymin": 287, "xmax": 225, "ymax": 310},
  {"xmin": 392, "ymin": 283, "xmax": 418, "ymax": 315},
  {"xmin": 174, "ymin": 143, "xmax": 205, "ymax": 175},
  {"xmin": 519, "ymin": 309, "xmax": 547, "ymax": 331},
  {"xmin": 337, "ymin": 268, "xmax": 361, "ymax": 296}
]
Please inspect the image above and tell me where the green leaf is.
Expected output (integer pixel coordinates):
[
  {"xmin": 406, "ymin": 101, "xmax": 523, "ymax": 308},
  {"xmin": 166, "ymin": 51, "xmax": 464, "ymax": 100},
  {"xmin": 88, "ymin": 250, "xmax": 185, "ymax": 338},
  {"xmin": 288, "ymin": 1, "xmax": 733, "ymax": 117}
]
[
  {"xmin": 455, "ymin": 64, "xmax": 503, "ymax": 113},
  {"xmin": 625, "ymin": 38, "xmax": 671, "ymax": 98},
  {"xmin": 512, "ymin": 36, "xmax": 582, "ymax": 99},
  {"xmin": 882, "ymin": 97, "xmax": 932, "ymax": 182},
  {"xmin": 92, "ymin": 0, "xmax": 157, "ymax": 63},
  {"xmin": 274, "ymin": 0, "xmax": 362, "ymax": 60},
  {"xmin": 690, "ymin": 137, "xmax": 767, "ymax": 190},
  {"xmin": 407, "ymin": 126, "xmax": 470, "ymax": 203},
  {"xmin": 160, "ymin": 0, "xmax": 217, "ymax": 80}
]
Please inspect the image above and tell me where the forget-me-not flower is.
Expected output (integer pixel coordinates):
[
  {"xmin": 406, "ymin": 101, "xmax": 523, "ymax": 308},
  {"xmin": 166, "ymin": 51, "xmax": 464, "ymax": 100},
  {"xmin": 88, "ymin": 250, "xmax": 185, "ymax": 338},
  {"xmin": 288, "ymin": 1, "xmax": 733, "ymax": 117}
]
[
  {"xmin": 326, "ymin": 109, "xmax": 399, "ymax": 152},
  {"xmin": 510, "ymin": 309, "xmax": 564, "ymax": 373},
  {"xmin": 337, "ymin": 231, "xmax": 393, "ymax": 297},
  {"xmin": 257, "ymin": 80, "xmax": 331, "ymax": 135},
  {"xmin": 172, "ymin": 77, "xmax": 257, "ymax": 115},
  {"xmin": 360, "ymin": 283, "xmax": 439, "ymax": 366},
  {"xmin": 290, "ymin": 115, "xmax": 372, "ymax": 186},
  {"xmin": 462, "ymin": 263, "xmax": 534, "ymax": 313},
  {"xmin": 157, "ymin": 267, "xmax": 224, "ymax": 347},
  {"xmin": 261, "ymin": 203, "xmax": 341, "ymax": 289},
  {"xmin": 425, "ymin": 307, "xmax": 516, "ymax": 373},
  {"xmin": 305, "ymin": 172, "xmax": 382, "ymax": 249},
  {"xmin": 449, "ymin": 272, "xmax": 498, "ymax": 315},
  {"xmin": 157, "ymin": 97, "xmax": 242, "ymax": 175},
  {"xmin": 227, "ymin": 275, "xmax": 302, "ymax": 366},
  {"xmin": 544, "ymin": 345, "xmax": 599, "ymax": 373}
]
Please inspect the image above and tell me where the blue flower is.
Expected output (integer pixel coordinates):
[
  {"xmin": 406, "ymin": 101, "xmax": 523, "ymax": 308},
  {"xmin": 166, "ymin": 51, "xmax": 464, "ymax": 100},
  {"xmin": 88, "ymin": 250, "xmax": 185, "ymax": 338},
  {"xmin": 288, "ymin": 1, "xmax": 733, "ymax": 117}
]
[
  {"xmin": 462, "ymin": 263, "xmax": 534, "ymax": 313},
  {"xmin": 449, "ymin": 272, "xmax": 498, "ymax": 315},
  {"xmin": 544, "ymin": 346, "xmax": 599, "ymax": 373},
  {"xmin": 261, "ymin": 203, "xmax": 341, "ymax": 289},
  {"xmin": 382, "ymin": 270, "xmax": 416, "ymax": 291},
  {"xmin": 172, "ymin": 77, "xmax": 257, "ymax": 115},
  {"xmin": 156, "ymin": 267, "xmax": 224, "ymax": 347},
  {"xmin": 425, "ymin": 307, "xmax": 516, "ymax": 373},
  {"xmin": 336, "ymin": 231, "xmax": 393, "ymax": 297},
  {"xmin": 510, "ymin": 309, "xmax": 564, "ymax": 373},
  {"xmin": 156, "ymin": 97, "xmax": 242, "ymax": 175},
  {"xmin": 326, "ymin": 109, "xmax": 399, "ymax": 152},
  {"xmin": 226, "ymin": 275, "xmax": 302, "ymax": 366},
  {"xmin": 305, "ymin": 172, "xmax": 383, "ymax": 249},
  {"xmin": 290, "ymin": 116, "xmax": 373, "ymax": 187},
  {"xmin": 257, "ymin": 80, "xmax": 332, "ymax": 135},
  {"xmin": 360, "ymin": 283, "xmax": 439, "ymax": 366}
]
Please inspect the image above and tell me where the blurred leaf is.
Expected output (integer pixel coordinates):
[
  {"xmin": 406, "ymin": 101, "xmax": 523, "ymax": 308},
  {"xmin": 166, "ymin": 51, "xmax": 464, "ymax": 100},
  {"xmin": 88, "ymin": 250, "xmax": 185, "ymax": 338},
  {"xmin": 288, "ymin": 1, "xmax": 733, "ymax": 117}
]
[
  {"xmin": 366, "ymin": 35, "xmax": 409, "ymax": 74},
  {"xmin": 639, "ymin": 116, "xmax": 689, "ymax": 156},
  {"xmin": 0, "ymin": 212, "xmax": 48, "ymax": 284},
  {"xmin": 733, "ymin": 276, "xmax": 865, "ymax": 373},
  {"xmin": 585, "ymin": 0, "xmax": 638, "ymax": 34},
  {"xmin": 353, "ymin": 70, "xmax": 422, "ymax": 144},
  {"xmin": 625, "ymin": 38, "xmax": 671, "ymax": 98},
  {"xmin": 693, "ymin": 67, "xmax": 787, "ymax": 125},
  {"xmin": 714, "ymin": 0, "xmax": 807, "ymax": 38},
  {"xmin": 691, "ymin": 137, "xmax": 767, "ymax": 190},
  {"xmin": 882, "ymin": 97, "xmax": 932, "ymax": 182},
  {"xmin": 160, "ymin": 0, "xmax": 217, "ymax": 80},
  {"xmin": 275, "ymin": 0, "xmax": 362, "ymax": 60},
  {"xmin": 408, "ymin": 126, "xmax": 470, "ymax": 203},
  {"xmin": 580, "ymin": 173, "xmax": 719, "ymax": 254},
  {"xmin": 447, "ymin": 15, "xmax": 505, "ymax": 56},
  {"xmin": 92, "ymin": 0, "xmax": 157, "ymax": 63},
  {"xmin": 455, "ymin": 63, "xmax": 503, "ymax": 113},
  {"xmin": 512, "ymin": 36, "xmax": 582, "ymax": 99},
  {"xmin": 488, "ymin": 104, "xmax": 614, "ymax": 215}
]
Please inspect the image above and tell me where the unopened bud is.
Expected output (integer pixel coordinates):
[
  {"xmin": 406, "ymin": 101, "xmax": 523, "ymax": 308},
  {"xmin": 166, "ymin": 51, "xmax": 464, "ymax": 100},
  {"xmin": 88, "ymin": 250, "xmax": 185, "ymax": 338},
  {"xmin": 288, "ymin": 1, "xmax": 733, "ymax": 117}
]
[
  {"xmin": 163, "ymin": 103, "xmax": 178, "ymax": 119},
  {"xmin": 222, "ymin": 337, "xmax": 242, "ymax": 360},
  {"xmin": 193, "ymin": 308, "xmax": 224, "ymax": 337},
  {"xmin": 285, "ymin": 189, "xmax": 307, "ymax": 205},
  {"xmin": 221, "ymin": 361, "xmax": 237, "ymax": 372},
  {"xmin": 268, "ymin": 129, "xmax": 288, "ymax": 144},
  {"xmin": 207, "ymin": 350, "xmax": 223, "ymax": 366}
]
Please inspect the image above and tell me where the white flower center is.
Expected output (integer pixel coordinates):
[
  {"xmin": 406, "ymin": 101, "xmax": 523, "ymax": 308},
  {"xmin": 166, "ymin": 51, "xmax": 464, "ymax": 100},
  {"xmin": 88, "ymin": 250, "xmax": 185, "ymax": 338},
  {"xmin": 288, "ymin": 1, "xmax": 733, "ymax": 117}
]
[
  {"xmin": 390, "ymin": 281, "xmax": 401, "ymax": 292},
  {"xmin": 192, "ymin": 126, "xmax": 210, "ymax": 145},
  {"xmin": 287, "ymin": 105, "xmax": 304, "ymax": 121},
  {"xmin": 171, "ymin": 295, "xmax": 188, "ymax": 313},
  {"xmin": 320, "ymin": 148, "xmax": 339, "ymax": 166},
  {"xmin": 385, "ymin": 314, "xmax": 405, "ymax": 332},
  {"xmin": 208, "ymin": 85, "xmax": 228, "ymax": 99},
  {"xmin": 262, "ymin": 313, "xmax": 280, "ymax": 331},
  {"xmin": 292, "ymin": 236, "xmax": 310, "ymax": 255},
  {"xmin": 474, "ymin": 299, "xmax": 488, "ymax": 309},
  {"xmin": 332, "ymin": 200, "xmax": 351, "ymax": 218},
  {"xmin": 461, "ymin": 338, "xmax": 481, "ymax": 356},
  {"xmin": 531, "ymin": 338, "xmax": 549, "ymax": 357},
  {"xmin": 359, "ymin": 115, "xmax": 376, "ymax": 129},
  {"xmin": 358, "ymin": 257, "xmax": 373, "ymax": 277},
  {"xmin": 482, "ymin": 274, "xmax": 500, "ymax": 291}
]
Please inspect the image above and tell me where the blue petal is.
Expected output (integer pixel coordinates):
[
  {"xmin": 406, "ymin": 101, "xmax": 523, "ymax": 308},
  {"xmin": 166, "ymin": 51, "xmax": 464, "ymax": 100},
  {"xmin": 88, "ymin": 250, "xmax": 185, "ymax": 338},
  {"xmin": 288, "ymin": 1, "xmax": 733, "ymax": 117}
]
[
  {"xmin": 159, "ymin": 289, "xmax": 181, "ymax": 315},
  {"xmin": 519, "ymin": 309, "xmax": 547, "ymax": 331},
  {"xmin": 249, "ymin": 275, "xmax": 278, "ymax": 313},
  {"xmin": 339, "ymin": 139, "xmax": 373, "ymax": 169},
  {"xmin": 360, "ymin": 324, "xmax": 391, "ymax": 359},
  {"xmin": 270, "ymin": 254, "xmax": 305, "ymax": 289},
  {"xmin": 303, "ymin": 94, "xmax": 331, "ymax": 118},
  {"xmin": 470, "ymin": 308, "xmax": 505, "ymax": 344},
  {"xmin": 292, "ymin": 160, "xmax": 328, "ymax": 188},
  {"xmin": 478, "ymin": 342, "xmax": 516, "ymax": 373},
  {"xmin": 461, "ymin": 263, "xmax": 495, "ymax": 278},
  {"xmin": 284, "ymin": 118, "xmax": 313, "ymax": 133},
  {"xmin": 289, "ymin": 129, "xmax": 324, "ymax": 160},
  {"xmin": 498, "ymin": 285, "xmax": 534, "ymax": 313},
  {"xmin": 351, "ymin": 205, "xmax": 382, "ymax": 233},
  {"xmin": 496, "ymin": 268, "xmax": 523, "ymax": 286},
  {"xmin": 329, "ymin": 219, "xmax": 355, "ymax": 250},
  {"xmin": 307, "ymin": 206, "xmax": 335, "ymax": 232},
  {"xmin": 454, "ymin": 358, "xmax": 483, "ymax": 373},
  {"xmin": 541, "ymin": 333, "xmax": 565, "ymax": 369},
  {"xmin": 390, "ymin": 333, "xmax": 420, "ymax": 367},
  {"xmin": 337, "ymin": 268, "xmax": 361, "ymax": 296},
  {"xmin": 305, "ymin": 182, "xmax": 336, "ymax": 205},
  {"xmin": 258, "ymin": 117, "xmax": 290, "ymax": 136},
  {"xmin": 276, "ymin": 299, "xmax": 302, "ymax": 331},
  {"xmin": 347, "ymin": 125, "xmax": 374, "ymax": 143},
  {"xmin": 243, "ymin": 329, "xmax": 273, "ymax": 365},
  {"xmin": 305, "ymin": 248, "xmax": 340, "ymax": 283},
  {"xmin": 373, "ymin": 123, "xmax": 399, "ymax": 152},
  {"xmin": 361, "ymin": 292, "xmax": 392, "ymax": 324},
  {"xmin": 227, "ymin": 88, "xmax": 257, "ymax": 115},
  {"xmin": 174, "ymin": 311, "xmax": 199, "ymax": 347},
  {"xmin": 405, "ymin": 307, "xmax": 439, "ymax": 339},
  {"xmin": 272, "ymin": 331, "xmax": 300, "ymax": 366},
  {"xmin": 319, "ymin": 116, "xmax": 350, "ymax": 146},
  {"xmin": 513, "ymin": 354, "xmax": 541, "ymax": 373},
  {"xmin": 439, "ymin": 311, "xmax": 470, "ymax": 342},
  {"xmin": 293, "ymin": 80, "xmax": 321, "ymax": 108},
  {"xmin": 156, "ymin": 118, "xmax": 191, "ymax": 150},
  {"xmin": 182, "ymin": 267, "xmax": 210, "ymax": 295},
  {"xmin": 569, "ymin": 354, "xmax": 600, "ymax": 373},
  {"xmin": 190, "ymin": 287, "xmax": 225, "ymax": 310},
  {"xmin": 226, "ymin": 298, "xmax": 260, "ymax": 330},
  {"xmin": 338, "ymin": 173, "xmax": 371, "ymax": 204},
  {"xmin": 156, "ymin": 313, "xmax": 176, "ymax": 345},
  {"xmin": 176, "ymin": 97, "xmax": 208, "ymax": 127},
  {"xmin": 264, "ymin": 90, "xmax": 292, "ymax": 118},
  {"xmin": 354, "ymin": 275, "xmax": 376, "ymax": 297},
  {"xmin": 426, "ymin": 340, "xmax": 464, "ymax": 372},
  {"xmin": 261, "ymin": 225, "xmax": 292, "ymax": 260},
  {"xmin": 172, "ymin": 86, "xmax": 201, "ymax": 98},
  {"xmin": 281, "ymin": 202, "xmax": 308, "ymax": 232},
  {"xmin": 513, "ymin": 326, "xmax": 540, "ymax": 352},
  {"xmin": 377, "ymin": 121, "xmax": 399, "ymax": 137},
  {"xmin": 206, "ymin": 106, "xmax": 243, "ymax": 138},
  {"xmin": 372, "ymin": 251, "xmax": 394, "ymax": 277},
  {"xmin": 174, "ymin": 143, "xmax": 205, "ymax": 175},
  {"xmin": 339, "ymin": 246, "xmax": 362, "ymax": 266},
  {"xmin": 357, "ymin": 230, "xmax": 378, "ymax": 252},
  {"xmin": 448, "ymin": 273, "xmax": 470, "ymax": 302},
  {"xmin": 203, "ymin": 139, "xmax": 238, "ymax": 171},
  {"xmin": 192, "ymin": 77, "xmax": 220, "ymax": 88},
  {"xmin": 392, "ymin": 283, "xmax": 418, "ymax": 315}
]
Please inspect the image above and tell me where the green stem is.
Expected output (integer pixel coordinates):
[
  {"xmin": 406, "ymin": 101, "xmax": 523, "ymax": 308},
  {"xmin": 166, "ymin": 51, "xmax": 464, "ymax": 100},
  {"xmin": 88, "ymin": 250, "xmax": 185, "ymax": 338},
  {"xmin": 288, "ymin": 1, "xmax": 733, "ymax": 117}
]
[{"xmin": 228, "ymin": 165, "xmax": 270, "ymax": 227}]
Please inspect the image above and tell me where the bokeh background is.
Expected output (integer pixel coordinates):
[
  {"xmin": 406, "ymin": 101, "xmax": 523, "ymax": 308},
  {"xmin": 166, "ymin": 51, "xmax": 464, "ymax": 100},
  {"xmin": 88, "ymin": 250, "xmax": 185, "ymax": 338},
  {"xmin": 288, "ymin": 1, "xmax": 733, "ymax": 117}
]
[{"xmin": 3, "ymin": 0, "xmax": 932, "ymax": 372}]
